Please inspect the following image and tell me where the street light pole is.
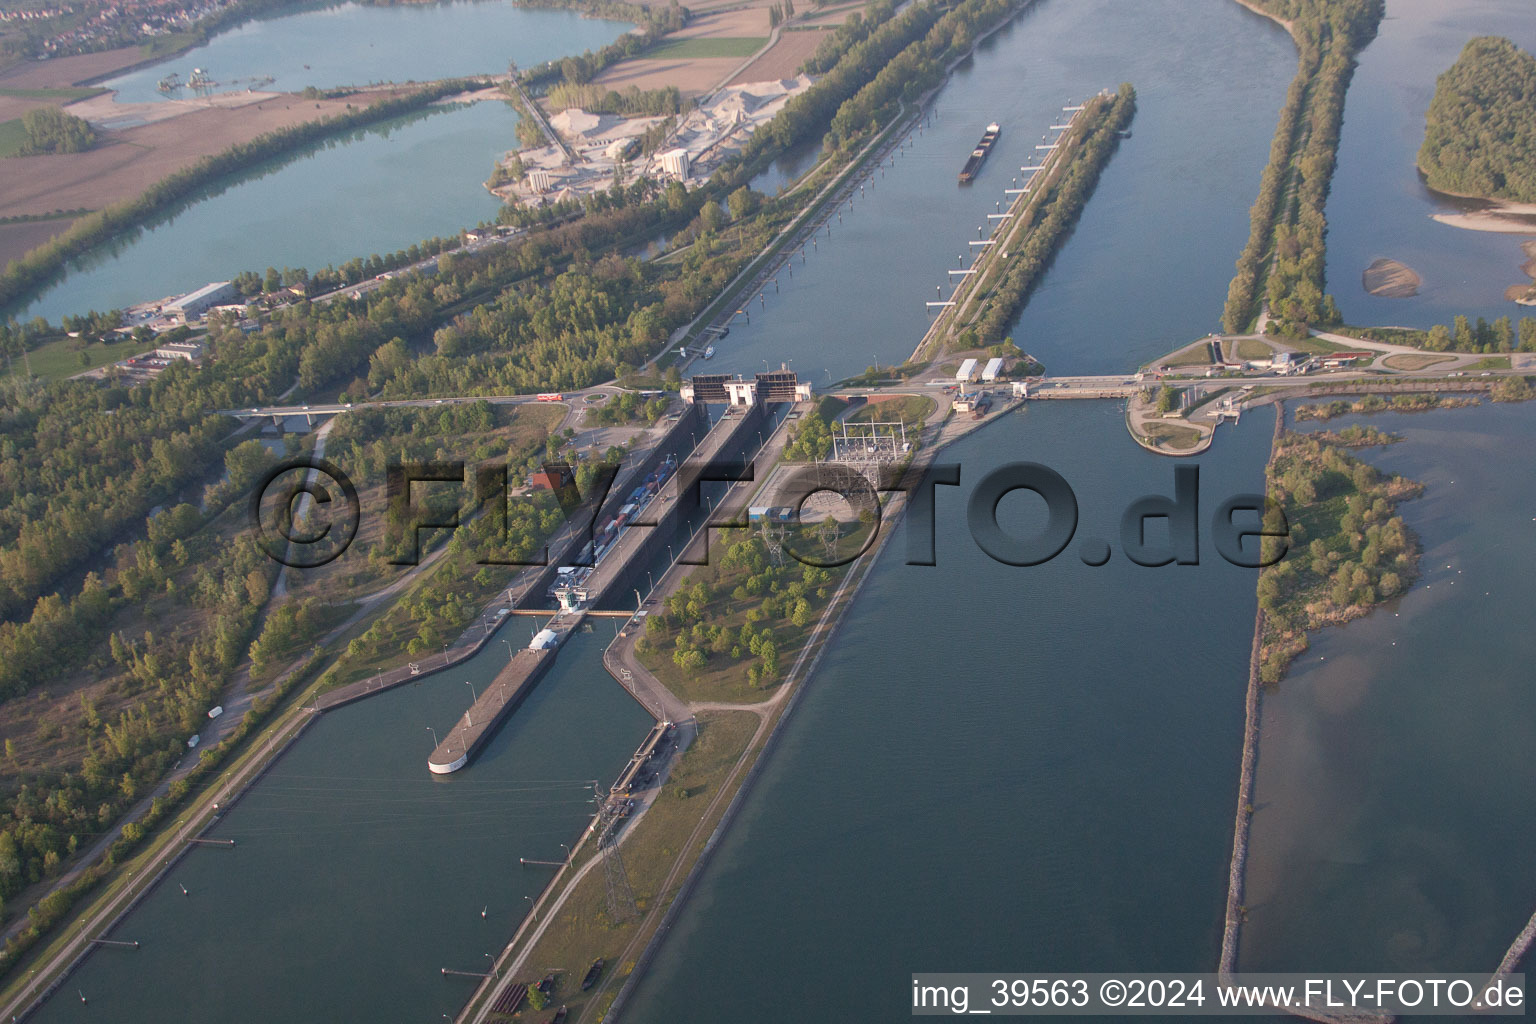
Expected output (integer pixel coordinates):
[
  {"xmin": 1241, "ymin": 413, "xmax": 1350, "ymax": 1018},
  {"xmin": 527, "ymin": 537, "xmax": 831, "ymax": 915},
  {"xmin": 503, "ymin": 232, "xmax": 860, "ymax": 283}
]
[{"xmin": 427, "ymin": 726, "xmax": 439, "ymax": 749}]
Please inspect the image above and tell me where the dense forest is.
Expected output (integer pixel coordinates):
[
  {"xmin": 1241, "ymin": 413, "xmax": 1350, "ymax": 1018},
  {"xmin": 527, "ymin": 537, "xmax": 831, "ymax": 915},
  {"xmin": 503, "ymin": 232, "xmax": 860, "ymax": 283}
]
[
  {"xmin": 1222, "ymin": 0, "xmax": 1384, "ymax": 337},
  {"xmin": 1418, "ymin": 36, "xmax": 1536, "ymax": 203}
]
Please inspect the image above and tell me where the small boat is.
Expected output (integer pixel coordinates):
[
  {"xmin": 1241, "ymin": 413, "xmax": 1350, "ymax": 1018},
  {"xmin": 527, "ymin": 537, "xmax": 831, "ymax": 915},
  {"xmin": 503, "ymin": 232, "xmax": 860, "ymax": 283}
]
[
  {"xmin": 581, "ymin": 958, "xmax": 605, "ymax": 991},
  {"xmin": 702, "ymin": 345, "xmax": 715, "ymax": 359}
]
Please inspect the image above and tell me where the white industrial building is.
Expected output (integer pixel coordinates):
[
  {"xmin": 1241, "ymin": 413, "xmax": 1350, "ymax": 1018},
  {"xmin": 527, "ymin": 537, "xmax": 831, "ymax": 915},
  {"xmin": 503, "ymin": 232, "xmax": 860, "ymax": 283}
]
[
  {"xmin": 163, "ymin": 281, "xmax": 236, "ymax": 322},
  {"xmin": 981, "ymin": 357, "xmax": 1004, "ymax": 381},
  {"xmin": 153, "ymin": 340, "xmax": 204, "ymax": 363},
  {"xmin": 659, "ymin": 148, "xmax": 691, "ymax": 180},
  {"xmin": 956, "ymin": 358, "xmax": 980, "ymax": 382}
]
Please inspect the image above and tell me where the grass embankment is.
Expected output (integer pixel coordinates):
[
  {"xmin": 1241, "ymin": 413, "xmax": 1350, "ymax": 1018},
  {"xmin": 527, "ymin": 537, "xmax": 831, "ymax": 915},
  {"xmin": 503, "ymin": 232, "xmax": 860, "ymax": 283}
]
[
  {"xmin": 1256, "ymin": 425, "xmax": 1421, "ymax": 682},
  {"xmin": 1285, "ymin": 334, "xmax": 1354, "ymax": 355},
  {"xmin": 1140, "ymin": 420, "xmax": 1203, "ymax": 450},
  {"xmin": 1161, "ymin": 342, "xmax": 1214, "ymax": 368},
  {"xmin": 505, "ymin": 710, "xmax": 758, "ymax": 1023},
  {"xmin": 1232, "ymin": 337, "xmax": 1274, "ymax": 361},
  {"xmin": 0, "ymin": 87, "xmax": 107, "ymax": 103},
  {"xmin": 846, "ymin": 393, "xmax": 933, "ymax": 430},
  {"xmin": 1381, "ymin": 352, "xmax": 1455, "ymax": 371}
]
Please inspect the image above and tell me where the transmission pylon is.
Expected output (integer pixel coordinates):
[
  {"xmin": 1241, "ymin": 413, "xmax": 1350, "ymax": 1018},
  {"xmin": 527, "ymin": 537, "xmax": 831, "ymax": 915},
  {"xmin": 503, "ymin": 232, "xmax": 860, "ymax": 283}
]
[{"xmin": 594, "ymin": 785, "xmax": 638, "ymax": 922}]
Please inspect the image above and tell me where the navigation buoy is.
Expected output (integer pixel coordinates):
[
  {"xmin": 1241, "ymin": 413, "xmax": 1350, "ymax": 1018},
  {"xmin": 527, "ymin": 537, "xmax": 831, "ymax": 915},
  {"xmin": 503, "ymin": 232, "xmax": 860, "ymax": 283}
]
[
  {"xmin": 481, "ymin": 906, "xmax": 487, "ymax": 919},
  {"xmin": 180, "ymin": 884, "xmax": 189, "ymax": 897}
]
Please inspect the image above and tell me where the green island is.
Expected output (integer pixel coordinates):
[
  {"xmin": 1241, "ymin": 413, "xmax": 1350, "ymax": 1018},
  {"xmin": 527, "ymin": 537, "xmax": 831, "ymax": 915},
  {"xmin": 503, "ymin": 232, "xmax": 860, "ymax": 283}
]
[
  {"xmin": 1256, "ymin": 423, "xmax": 1421, "ymax": 683},
  {"xmin": 1418, "ymin": 36, "xmax": 1536, "ymax": 203},
  {"xmin": 1222, "ymin": 0, "xmax": 1384, "ymax": 338}
]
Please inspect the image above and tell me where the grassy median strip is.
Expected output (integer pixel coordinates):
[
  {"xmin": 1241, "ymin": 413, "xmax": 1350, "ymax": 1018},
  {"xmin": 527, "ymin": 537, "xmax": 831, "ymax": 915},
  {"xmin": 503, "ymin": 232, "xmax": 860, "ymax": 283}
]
[{"xmin": 485, "ymin": 711, "xmax": 759, "ymax": 1022}]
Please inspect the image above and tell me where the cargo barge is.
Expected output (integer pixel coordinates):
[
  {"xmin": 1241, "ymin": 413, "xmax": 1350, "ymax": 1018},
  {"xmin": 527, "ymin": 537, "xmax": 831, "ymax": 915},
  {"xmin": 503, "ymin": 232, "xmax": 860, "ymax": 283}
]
[{"xmin": 959, "ymin": 122, "xmax": 1002, "ymax": 183}]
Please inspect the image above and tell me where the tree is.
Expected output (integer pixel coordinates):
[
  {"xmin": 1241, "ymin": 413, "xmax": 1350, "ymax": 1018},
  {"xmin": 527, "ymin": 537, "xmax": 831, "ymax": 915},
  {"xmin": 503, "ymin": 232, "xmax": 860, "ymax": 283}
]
[
  {"xmin": 1491, "ymin": 375, "xmax": 1532, "ymax": 402},
  {"xmin": 19, "ymin": 106, "xmax": 96, "ymax": 154},
  {"xmin": 728, "ymin": 186, "xmax": 763, "ymax": 221},
  {"xmin": 1419, "ymin": 37, "xmax": 1536, "ymax": 203},
  {"xmin": 790, "ymin": 597, "xmax": 812, "ymax": 627},
  {"xmin": 1155, "ymin": 385, "xmax": 1176, "ymax": 414},
  {"xmin": 1454, "ymin": 314, "xmax": 1474, "ymax": 350},
  {"xmin": 698, "ymin": 200, "xmax": 726, "ymax": 234}
]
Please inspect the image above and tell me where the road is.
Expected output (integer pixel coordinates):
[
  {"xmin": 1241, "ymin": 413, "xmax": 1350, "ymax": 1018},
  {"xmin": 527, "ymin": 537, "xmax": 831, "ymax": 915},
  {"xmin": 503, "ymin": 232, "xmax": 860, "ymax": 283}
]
[{"xmin": 220, "ymin": 384, "xmax": 625, "ymax": 420}]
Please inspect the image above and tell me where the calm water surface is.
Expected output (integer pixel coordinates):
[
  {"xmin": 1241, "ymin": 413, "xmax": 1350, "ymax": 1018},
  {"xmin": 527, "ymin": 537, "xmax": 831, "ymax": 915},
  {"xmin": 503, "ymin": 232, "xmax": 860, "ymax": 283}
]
[
  {"xmin": 29, "ymin": 0, "xmax": 1536, "ymax": 1018},
  {"xmin": 29, "ymin": 632, "xmax": 652, "ymax": 1023},
  {"xmin": 1241, "ymin": 401, "xmax": 1536, "ymax": 974},
  {"xmin": 5, "ymin": 2, "xmax": 628, "ymax": 324},
  {"xmin": 1323, "ymin": 0, "xmax": 1536, "ymax": 328},
  {"xmin": 105, "ymin": 0, "xmax": 630, "ymax": 105},
  {"xmin": 10, "ymin": 101, "xmax": 514, "ymax": 325},
  {"xmin": 704, "ymin": 0, "xmax": 1296, "ymax": 383},
  {"xmin": 624, "ymin": 401, "xmax": 1273, "ymax": 1023}
]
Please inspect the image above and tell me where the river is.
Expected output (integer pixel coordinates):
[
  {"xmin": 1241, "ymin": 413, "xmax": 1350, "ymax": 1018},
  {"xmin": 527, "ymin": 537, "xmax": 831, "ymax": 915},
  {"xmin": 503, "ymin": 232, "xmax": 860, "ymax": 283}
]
[
  {"xmin": 1322, "ymin": 0, "xmax": 1536, "ymax": 330},
  {"xmin": 622, "ymin": 400, "xmax": 1274, "ymax": 1022},
  {"xmin": 27, "ymin": 631, "xmax": 652, "ymax": 1023},
  {"xmin": 23, "ymin": 0, "xmax": 1536, "ymax": 1019},
  {"xmin": 3, "ymin": 1, "xmax": 628, "ymax": 326},
  {"xmin": 704, "ymin": 0, "xmax": 1296, "ymax": 384},
  {"xmin": 1240, "ymin": 400, "xmax": 1536, "ymax": 975},
  {"xmin": 621, "ymin": 0, "xmax": 1298, "ymax": 1019}
]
